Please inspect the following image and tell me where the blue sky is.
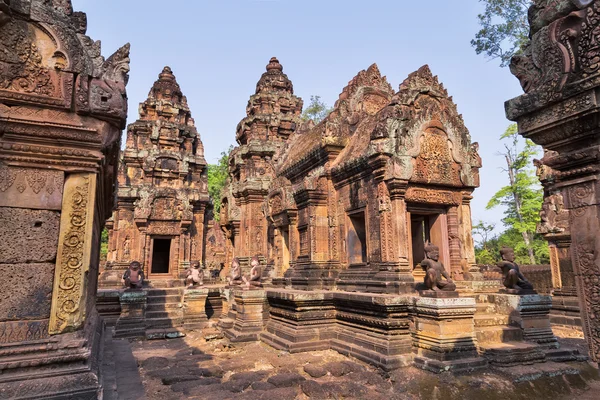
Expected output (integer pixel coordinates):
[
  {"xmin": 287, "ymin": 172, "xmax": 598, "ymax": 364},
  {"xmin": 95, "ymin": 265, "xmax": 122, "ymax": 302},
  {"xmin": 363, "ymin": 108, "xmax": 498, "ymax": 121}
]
[{"xmin": 73, "ymin": 0, "xmax": 528, "ymax": 236}]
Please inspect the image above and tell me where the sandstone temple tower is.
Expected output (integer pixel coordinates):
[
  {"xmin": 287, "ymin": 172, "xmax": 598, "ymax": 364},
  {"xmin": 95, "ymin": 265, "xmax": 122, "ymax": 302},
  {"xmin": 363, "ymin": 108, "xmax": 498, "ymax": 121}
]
[
  {"xmin": 0, "ymin": 1, "xmax": 129, "ymax": 397},
  {"xmin": 220, "ymin": 57, "xmax": 303, "ymax": 274},
  {"xmin": 100, "ymin": 67, "xmax": 209, "ymax": 287}
]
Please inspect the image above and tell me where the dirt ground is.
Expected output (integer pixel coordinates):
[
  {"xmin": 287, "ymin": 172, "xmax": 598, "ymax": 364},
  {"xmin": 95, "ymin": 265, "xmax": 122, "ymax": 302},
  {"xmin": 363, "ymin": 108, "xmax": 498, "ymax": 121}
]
[{"xmin": 102, "ymin": 325, "xmax": 600, "ymax": 400}]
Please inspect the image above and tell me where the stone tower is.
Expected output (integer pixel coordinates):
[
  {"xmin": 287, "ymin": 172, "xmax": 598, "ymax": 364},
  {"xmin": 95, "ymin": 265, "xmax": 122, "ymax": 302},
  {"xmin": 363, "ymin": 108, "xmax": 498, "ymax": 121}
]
[
  {"xmin": 101, "ymin": 67, "xmax": 209, "ymax": 287},
  {"xmin": 220, "ymin": 57, "xmax": 303, "ymax": 274}
]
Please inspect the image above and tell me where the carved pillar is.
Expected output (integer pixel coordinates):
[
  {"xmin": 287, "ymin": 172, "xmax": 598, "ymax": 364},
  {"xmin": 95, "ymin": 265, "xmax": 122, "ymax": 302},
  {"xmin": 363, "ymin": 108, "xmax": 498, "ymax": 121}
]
[
  {"xmin": 565, "ymin": 180, "xmax": 600, "ymax": 361},
  {"xmin": 458, "ymin": 195, "xmax": 481, "ymax": 280},
  {"xmin": 49, "ymin": 173, "xmax": 96, "ymax": 334},
  {"xmin": 389, "ymin": 181, "xmax": 412, "ymax": 277},
  {"xmin": 447, "ymin": 206, "xmax": 463, "ymax": 280}
]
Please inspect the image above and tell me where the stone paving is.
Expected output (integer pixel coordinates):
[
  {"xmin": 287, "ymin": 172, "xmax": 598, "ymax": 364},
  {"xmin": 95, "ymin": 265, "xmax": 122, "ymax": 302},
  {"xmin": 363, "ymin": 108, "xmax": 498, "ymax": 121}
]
[{"xmin": 99, "ymin": 325, "xmax": 600, "ymax": 400}]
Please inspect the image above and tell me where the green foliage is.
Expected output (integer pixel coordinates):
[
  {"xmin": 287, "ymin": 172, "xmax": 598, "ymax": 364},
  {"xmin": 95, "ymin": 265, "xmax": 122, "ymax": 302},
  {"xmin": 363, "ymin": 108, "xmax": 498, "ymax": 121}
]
[
  {"xmin": 100, "ymin": 227, "xmax": 108, "ymax": 261},
  {"xmin": 475, "ymin": 228, "xmax": 549, "ymax": 265},
  {"xmin": 471, "ymin": 0, "xmax": 532, "ymax": 67},
  {"xmin": 485, "ymin": 124, "xmax": 547, "ymax": 264},
  {"xmin": 301, "ymin": 95, "xmax": 332, "ymax": 124},
  {"xmin": 208, "ymin": 146, "xmax": 233, "ymax": 221}
]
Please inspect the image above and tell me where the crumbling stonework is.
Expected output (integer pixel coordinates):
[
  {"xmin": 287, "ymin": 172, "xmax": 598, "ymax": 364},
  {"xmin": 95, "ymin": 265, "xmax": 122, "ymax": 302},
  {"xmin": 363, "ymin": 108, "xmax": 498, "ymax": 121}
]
[
  {"xmin": 100, "ymin": 66, "xmax": 209, "ymax": 288},
  {"xmin": 506, "ymin": 0, "xmax": 600, "ymax": 363},
  {"xmin": 0, "ymin": 0, "xmax": 129, "ymax": 397}
]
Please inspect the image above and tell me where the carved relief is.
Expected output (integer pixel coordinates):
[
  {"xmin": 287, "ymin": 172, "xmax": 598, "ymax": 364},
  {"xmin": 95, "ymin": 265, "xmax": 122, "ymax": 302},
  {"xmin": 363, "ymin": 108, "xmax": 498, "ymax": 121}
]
[
  {"xmin": 0, "ymin": 20, "xmax": 56, "ymax": 97},
  {"xmin": 538, "ymin": 191, "xmax": 570, "ymax": 234},
  {"xmin": 405, "ymin": 187, "xmax": 461, "ymax": 205},
  {"xmin": 49, "ymin": 173, "xmax": 95, "ymax": 334},
  {"xmin": 413, "ymin": 128, "xmax": 460, "ymax": 186}
]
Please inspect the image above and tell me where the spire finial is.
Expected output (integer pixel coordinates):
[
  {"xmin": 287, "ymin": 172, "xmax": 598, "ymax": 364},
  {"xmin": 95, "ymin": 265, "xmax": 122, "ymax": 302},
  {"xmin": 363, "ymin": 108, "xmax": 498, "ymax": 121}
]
[{"xmin": 266, "ymin": 57, "xmax": 283, "ymax": 72}]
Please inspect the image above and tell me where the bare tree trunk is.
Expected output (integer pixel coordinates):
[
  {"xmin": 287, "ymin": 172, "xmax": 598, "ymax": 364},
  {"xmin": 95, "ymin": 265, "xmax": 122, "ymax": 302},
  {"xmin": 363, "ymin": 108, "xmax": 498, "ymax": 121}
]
[{"xmin": 506, "ymin": 154, "xmax": 536, "ymax": 264}]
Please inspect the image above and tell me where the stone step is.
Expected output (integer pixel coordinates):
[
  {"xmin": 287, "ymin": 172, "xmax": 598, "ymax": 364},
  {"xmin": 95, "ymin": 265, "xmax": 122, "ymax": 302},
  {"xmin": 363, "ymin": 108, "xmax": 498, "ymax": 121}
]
[
  {"xmin": 476, "ymin": 326, "xmax": 522, "ymax": 344},
  {"xmin": 146, "ymin": 302, "xmax": 183, "ymax": 312},
  {"xmin": 480, "ymin": 342, "xmax": 545, "ymax": 366},
  {"xmin": 474, "ymin": 313, "xmax": 510, "ymax": 327},
  {"xmin": 146, "ymin": 310, "xmax": 183, "ymax": 319},
  {"xmin": 146, "ymin": 327, "xmax": 186, "ymax": 340},
  {"xmin": 146, "ymin": 317, "xmax": 184, "ymax": 329},
  {"xmin": 146, "ymin": 288, "xmax": 182, "ymax": 296},
  {"xmin": 147, "ymin": 294, "xmax": 181, "ymax": 303},
  {"xmin": 475, "ymin": 302, "xmax": 496, "ymax": 314}
]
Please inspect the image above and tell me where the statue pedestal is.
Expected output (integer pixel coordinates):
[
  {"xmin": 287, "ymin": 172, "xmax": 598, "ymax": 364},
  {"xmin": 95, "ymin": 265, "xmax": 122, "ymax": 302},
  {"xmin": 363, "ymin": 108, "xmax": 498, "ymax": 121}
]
[
  {"xmin": 224, "ymin": 288, "xmax": 268, "ymax": 342},
  {"xmin": 114, "ymin": 290, "xmax": 147, "ymax": 338},
  {"xmin": 412, "ymin": 297, "xmax": 486, "ymax": 373},
  {"xmin": 492, "ymin": 293, "xmax": 558, "ymax": 348},
  {"xmin": 183, "ymin": 287, "xmax": 209, "ymax": 330},
  {"xmin": 218, "ymin": 287, "xmax": 235, "ymax": 329}
]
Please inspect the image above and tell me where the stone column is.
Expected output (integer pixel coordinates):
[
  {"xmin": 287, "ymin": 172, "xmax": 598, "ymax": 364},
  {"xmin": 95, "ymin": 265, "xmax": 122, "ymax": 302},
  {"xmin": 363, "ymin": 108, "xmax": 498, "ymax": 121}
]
[
  {"xmin": 371, "ymin": 180, "xmax": 414, "ymax": 293},
  {"xmin": 224, "ymin": 288, "xmax": 268, "ymax": 342},
  {"xmin": 183, "ymin": 288, "xmax": 209, "ymax": 330},
  {"xmin": 458, "ymin": 195, "xmax": 481, "ymax": 280},
  {"xmin": 114, "ymin": 290, "xmax": 148, "ymax": 339},
  {"xmin": 412, "ymin": 297, "xmax": 484, "ymax": 373}
]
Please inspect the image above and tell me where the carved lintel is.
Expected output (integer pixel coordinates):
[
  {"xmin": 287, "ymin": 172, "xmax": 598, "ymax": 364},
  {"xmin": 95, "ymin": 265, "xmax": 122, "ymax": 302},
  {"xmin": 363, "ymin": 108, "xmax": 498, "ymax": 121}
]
[{"xmin": 49, "ymin": 172, "xmax": 96, "ymax": 334}]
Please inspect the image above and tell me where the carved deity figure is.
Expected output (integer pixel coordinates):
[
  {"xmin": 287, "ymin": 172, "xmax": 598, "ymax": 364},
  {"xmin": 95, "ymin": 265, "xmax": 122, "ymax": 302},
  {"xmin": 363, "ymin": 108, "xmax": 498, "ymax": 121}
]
[
  {"xmin": 122, "ymin": 235, "xmax": 131, "ymax": 260},
  {"xmin": 497, "ymin": 247, "xmax": 534, "ymax": 291},
  {"xmin": 242, "ymin": 255, "xmax": 262, "ymax": 289},
  {"xmin": 186, "ymin": 261, "xmax": 204, "ymax": 287},
  {"xmin": 227, "ymin": 257, "xmax": 243, "ymax": 286},
  {"xmin": 420, "ymin": 243, "xmax": 456, "ymax": 291},
  {"xmin": 122, "ymin": 261, "xmax": 144, "ymax": 289}
]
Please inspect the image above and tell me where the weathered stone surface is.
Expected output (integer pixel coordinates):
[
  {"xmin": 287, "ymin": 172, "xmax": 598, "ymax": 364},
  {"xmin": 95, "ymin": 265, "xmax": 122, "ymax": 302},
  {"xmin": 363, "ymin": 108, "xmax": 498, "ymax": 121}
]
[
  {"xmin": 251, "ymin": 381, "xmax": 275, "ymax": 391},
  {"xmin": 0, "ymin": 208, "xmax": 60, "ymax": 263},
  {"xmin": 303, "ymin": 363, "xmax": 327, "ymax": 378},
  {"xmin": 0, "ymin": 263, "xmax": 54, "ymax": 321},
  {"xmin": 266, "ymin": 372, "xmax": 306, "ymax": 387},
  {"xmin": 0, "ymin": 167, "xmax": 64, "ymax": 210},
  {"xmin": 301, "ymin": 380, "xmax": 329, "ymax": 398},
  {"xmin": 141, "ymin": 356, "xmax": 170, "ymax": 370}
]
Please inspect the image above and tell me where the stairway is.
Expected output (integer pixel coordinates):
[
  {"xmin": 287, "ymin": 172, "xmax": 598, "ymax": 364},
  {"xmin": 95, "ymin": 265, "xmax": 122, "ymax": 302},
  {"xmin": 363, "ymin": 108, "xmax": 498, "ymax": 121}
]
[
  {"xmin": 473, "ymin": 294, "xmax": 545, "ymax": 366},
  {"xmin": 145, "ymin": 288, "xmax": 186, "ymax": 339},
  {"xmin": 474, "ymin": 297, "xmax": 523, "ymax": 345}
]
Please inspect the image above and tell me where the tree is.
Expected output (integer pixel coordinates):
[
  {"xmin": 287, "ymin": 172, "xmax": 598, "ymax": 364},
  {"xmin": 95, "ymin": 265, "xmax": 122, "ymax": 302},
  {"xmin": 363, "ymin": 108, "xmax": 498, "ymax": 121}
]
[
  {"xmin": 208, "ymin": 146, "xmax": 233, "ymax": 221},
  {"xmin": 100, "ymin": 228, "xmax": 108, "ymax": 261},
  {"xmin": 486, "ymin": 124, "xmax": 546, "ymax": 264},
  {"xmin": 471, "ymin": 0, "xmax": 532, "ymax": 67},
  {"xmin": 301, "ymin": 95, "xmax": 332, "ymax": 124},
  {"xmin": 473, "ymin": 220, "xmax": 497, "ymax": 264}
]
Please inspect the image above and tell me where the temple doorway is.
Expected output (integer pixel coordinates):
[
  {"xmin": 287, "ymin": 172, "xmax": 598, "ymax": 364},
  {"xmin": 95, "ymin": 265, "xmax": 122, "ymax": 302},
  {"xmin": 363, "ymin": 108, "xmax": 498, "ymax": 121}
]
[
  {"xmin": 151, "ymin": 238, "xmax": 171, "ymax": 274},
  {"xmin": 408, "ymin": 208, "xmax": 450, "ymax": 270},
  {"xmin": 347, "ymin": 211, "xmax": 367, "ymax": 265}
]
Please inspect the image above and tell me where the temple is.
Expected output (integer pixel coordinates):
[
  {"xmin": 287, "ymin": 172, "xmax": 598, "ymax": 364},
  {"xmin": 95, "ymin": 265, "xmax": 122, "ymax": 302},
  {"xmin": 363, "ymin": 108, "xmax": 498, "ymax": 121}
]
[
  {"xmin": 265, "ymin": 64, "xmax": 482, "ymax": 292},
  {"xmin": 100, "ymin": 66, "xmax": 209, "ymax": 288},
  {"xmin": 3, "ymin": 1, "xmax": 600, "ymax": 397}
]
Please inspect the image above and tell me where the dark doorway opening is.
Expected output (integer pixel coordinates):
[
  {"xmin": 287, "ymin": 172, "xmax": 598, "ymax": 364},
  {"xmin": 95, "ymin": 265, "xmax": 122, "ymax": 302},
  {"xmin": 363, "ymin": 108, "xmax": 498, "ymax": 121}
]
[
  {"xmin": 151, "ymin": 238, "xmax": 171, "ymax": 274},
  {"xmin": 348, "ymin": 211, "xmax": 367, "ymax": 264},
  {"xmin": 411, "ymin": 215, "xmax": 431, "ymax": 268}
]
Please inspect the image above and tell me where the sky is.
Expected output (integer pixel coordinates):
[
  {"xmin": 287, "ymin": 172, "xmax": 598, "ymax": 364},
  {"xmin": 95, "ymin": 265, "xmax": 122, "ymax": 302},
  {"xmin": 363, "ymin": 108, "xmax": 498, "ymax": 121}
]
[{"xmin": 72, "ymin": 0, "xmax": 528, "ymax": 236}]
